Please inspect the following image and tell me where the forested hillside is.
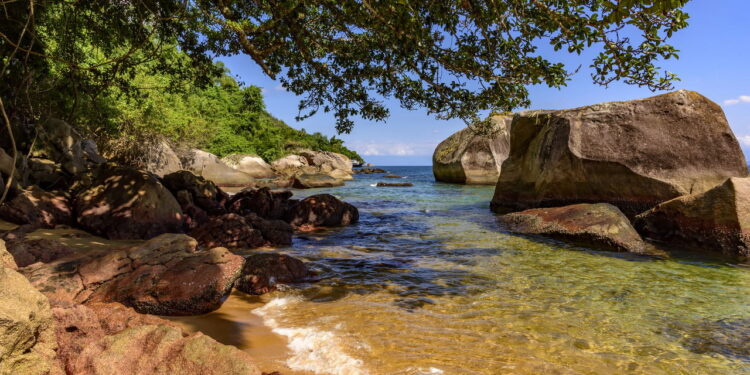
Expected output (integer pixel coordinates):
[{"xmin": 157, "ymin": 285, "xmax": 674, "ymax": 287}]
[{"xmin": 103, "ymin": 51, "xmax": 363, "ymax": 164}]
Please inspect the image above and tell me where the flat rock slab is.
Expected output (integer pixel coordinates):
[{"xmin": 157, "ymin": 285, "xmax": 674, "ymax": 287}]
[
  {"xmin": 499, "ymin": 203, "xmax": 646, "ymax": 253},
  {"xmin": 292, "ymin": 173, "xmax": 344, "ymax": 189}
]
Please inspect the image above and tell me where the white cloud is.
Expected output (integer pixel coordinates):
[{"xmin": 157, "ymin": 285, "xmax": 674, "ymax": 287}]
[
  {"xmin": 348, "ymin": 141, "xmax": 435, "ymax": 156},
  {"xmin": 724, "ymin": 95, "xmax": 750, "ymax": 106},
  {"xmin": 739, "ymin": 135, "xmax": 750, "ymax": 147},
  {"xmin": 263, "ymin": 84, "xmax": 287, "ymax": 93}
]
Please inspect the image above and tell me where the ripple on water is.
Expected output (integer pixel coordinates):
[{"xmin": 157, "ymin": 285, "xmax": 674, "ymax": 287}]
[{"xmin": 218, "ymin": 167, "xmax": 750, "ymax": 374}]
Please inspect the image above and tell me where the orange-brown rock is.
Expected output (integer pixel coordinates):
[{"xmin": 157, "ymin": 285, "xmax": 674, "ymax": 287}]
[
  {"xmin": 499, "ymin": 203, "xmax": 646, "ymax": 253},
  {"xmin": 491, "ymin": 91, "xmax": 749, "ymax": 217},
  {"xmin": 635, "ymin": 177, "xmax": 750, "ymax": 257},
  {"xmin": 22, "ymin": 234, "xmax": 244, "ymax": 315},
  {"xmin": 52, "ymin": 302, "xmax": 261, "ymax": 375}
]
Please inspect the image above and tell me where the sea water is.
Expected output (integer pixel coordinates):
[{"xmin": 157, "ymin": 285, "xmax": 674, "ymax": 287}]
[{"xmin": 174, "ymin": 166, "xmax": 750, "ymax": 374}]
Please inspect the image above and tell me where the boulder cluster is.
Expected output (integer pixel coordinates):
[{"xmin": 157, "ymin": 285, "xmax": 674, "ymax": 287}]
[
  {"xmin": 144, "ymin": 142, "xmax": 357, "ymax": 189},
  {"xmin": 472, "ymin": 90, "xmax": 750, "ymax": 258},
  {"xmin": 0, "ymin": 119, "xmax": 360, "ymax": 374}
]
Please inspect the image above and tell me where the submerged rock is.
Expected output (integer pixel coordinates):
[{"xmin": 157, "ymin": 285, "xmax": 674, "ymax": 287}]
[
  {"xmin": 236, "ymin": 253, "xmax": 310, "ymax": 295},
  {"xmin": 74, "ymin": 165, "xmax": 183, "ymax": 240},
  {"xmin": 376, "ymin": 182, "xmax": 413, "ymax": 187},
  {"xmin": 22, "ymin": 234, "xmax": 244, "ymax": 315},
  {"xmin": 498, "ymin": 203, "xmax": 646, "ymax": 253},
  {"xmin": 491, "ymin": 91, "xmax": 749, "ymax": 217},
  {"xmin": 353, "ymin": 168, "xmax": 387, "ymax": 174},
  {"xmin": 676, "ymin": 318, "xmax": 750, "ymax": 361},
  {"xmin": 292, "ymin": 173, "xmax": 345, "ymax": 189},
  {"xmin": 0, "ymin": 186, "xmax": 72, "ymax": 228},
  {"xmin": 433, "ymin": 114, "xmax": 512, "ymax": 185},
  {"xmin": 222, "ymin": 153, "xmax": 276, "ymax": 178},
  {"xmin": 0, "ymin": 266, "xmax": 61, "ymax": 375},
  {"xmin": 635, "ymin": 177, "xmax": 750, "ymax": 257},
  {"xmin": 285, "ymin": 194, "xmax": 359, "ymax": 230},
  {"xmin": 182, "ymin": 149, "xmax": 256, "ymax": 187}
]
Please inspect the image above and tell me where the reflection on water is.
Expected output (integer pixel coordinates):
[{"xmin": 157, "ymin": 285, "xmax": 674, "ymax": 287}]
[{"xmin": 184, "ymin": 167, "xmax": 750, "ymax": 374}]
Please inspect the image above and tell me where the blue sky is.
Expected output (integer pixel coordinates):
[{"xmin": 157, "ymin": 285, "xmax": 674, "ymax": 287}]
[{"xmin": 220, "ymin": 0, "xmax": 750, "ymax": 166}]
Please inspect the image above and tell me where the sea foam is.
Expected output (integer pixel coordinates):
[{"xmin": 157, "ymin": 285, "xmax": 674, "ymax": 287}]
[{"xmin": 253, "ymin": 297, "xmax": 368, "ymax": 375}]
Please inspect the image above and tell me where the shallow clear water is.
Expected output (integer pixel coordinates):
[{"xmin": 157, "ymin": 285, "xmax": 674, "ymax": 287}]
[{"xmin": 186, "ymin": 167, "xmax": 750, "ymax": 374}]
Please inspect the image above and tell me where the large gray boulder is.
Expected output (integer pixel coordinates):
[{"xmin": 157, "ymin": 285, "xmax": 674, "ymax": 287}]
[
  {"xmin": 491, "ymin": 90, "xmax": 749, "ymax": 217},
  {"xmin": 635, "ymin": 177, "xmax": 750, "ymax": 257},
  {"xmin": 433, "ymin": 114, "xmax": 512, "ymax": 185},
  {"xmin": 144, "ymin": 138, "xmax": 183, "ymax": 177},
  {"xmin": 272, "ymin": 150, "xmax": 353, "ymax": 181},
  {"xmin": 181, "ymin": 149, "xmax": 256, "ymax": 187},
  {"xmin": 221, "ymin": 154, "xmax": 275, "ymax": 178}
]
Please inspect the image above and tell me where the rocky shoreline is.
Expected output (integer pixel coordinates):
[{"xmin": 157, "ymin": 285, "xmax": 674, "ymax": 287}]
[
  {"xmin": 4, "ymin": 89, "xmax": 750, "ymax": 375},
  {"xmin": 0, "ymin": 122, "xmax": 362, "ymax": 374},
  {"xmin": 433, "ymin": 90, "xmax": 750, "ymax": 259}
]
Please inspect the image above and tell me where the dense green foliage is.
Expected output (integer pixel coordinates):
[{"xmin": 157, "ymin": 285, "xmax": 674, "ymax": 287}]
[
  {"xmin": 112, "ymin": 60, "xmax": 363, "ymax": 162},
  {"xmin": 2, "ymin": 0, "xmax": 690, "ymax": 138}
]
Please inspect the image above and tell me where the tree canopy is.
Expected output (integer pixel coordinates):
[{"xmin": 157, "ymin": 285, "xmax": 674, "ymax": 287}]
[{"xmin": 2, "ymin": 0, "xmax": 689, "ymax": 134}]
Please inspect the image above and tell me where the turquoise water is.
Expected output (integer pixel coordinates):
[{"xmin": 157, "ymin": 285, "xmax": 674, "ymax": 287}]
[{"xmin": 240, "ymin": 166, "xmax": 750, "ymax": 374}]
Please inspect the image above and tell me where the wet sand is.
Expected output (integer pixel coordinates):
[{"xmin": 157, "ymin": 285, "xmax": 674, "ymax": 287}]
[{"xmin": 165, "ymin": 291, "xmax": 309, "ymax": 375}]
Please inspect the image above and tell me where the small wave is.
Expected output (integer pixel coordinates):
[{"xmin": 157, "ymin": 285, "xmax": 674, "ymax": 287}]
[
  {"xmin": 369, "ymin": 183, "xmax": 377, "ymax": 187},
  {"xmin": 253, "ymin": 297, "xmax": 368, "ymax": 375}
]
